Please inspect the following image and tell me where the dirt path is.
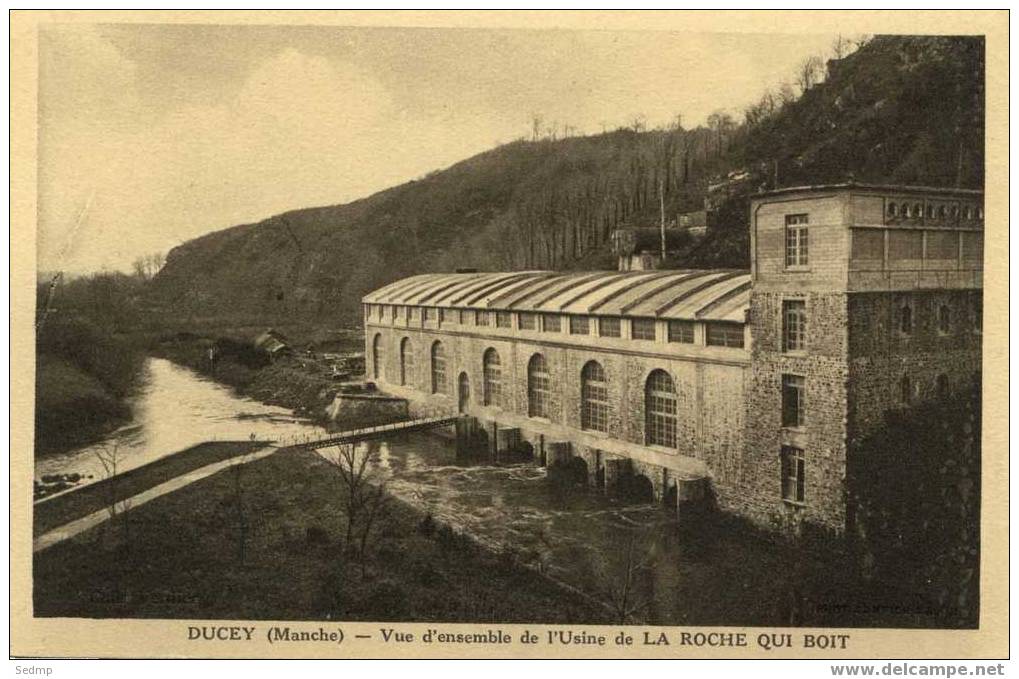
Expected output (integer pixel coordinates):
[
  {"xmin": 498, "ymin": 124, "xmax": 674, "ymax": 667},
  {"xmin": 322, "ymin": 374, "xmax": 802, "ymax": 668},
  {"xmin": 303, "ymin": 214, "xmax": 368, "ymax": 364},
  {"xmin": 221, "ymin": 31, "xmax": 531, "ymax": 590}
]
[{"xmin": 33, "ymin": 445, "xmax": 278, "ymax": 553}]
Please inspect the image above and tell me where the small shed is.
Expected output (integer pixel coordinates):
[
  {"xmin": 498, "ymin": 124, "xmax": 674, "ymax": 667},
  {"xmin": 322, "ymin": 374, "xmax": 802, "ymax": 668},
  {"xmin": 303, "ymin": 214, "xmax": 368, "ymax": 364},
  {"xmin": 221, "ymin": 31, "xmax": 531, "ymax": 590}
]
[{"xmin": 253, "ymin": 329, "xmax": 292, "ymax": 361}]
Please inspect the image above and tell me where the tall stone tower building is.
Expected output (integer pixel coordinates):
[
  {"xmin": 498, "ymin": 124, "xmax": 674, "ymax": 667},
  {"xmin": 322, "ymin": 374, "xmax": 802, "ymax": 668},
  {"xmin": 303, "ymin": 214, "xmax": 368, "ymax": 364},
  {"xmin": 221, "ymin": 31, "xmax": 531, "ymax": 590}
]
[{"xmin": 746, "ymin": 184, "xmax": 983, "ymax": 533}]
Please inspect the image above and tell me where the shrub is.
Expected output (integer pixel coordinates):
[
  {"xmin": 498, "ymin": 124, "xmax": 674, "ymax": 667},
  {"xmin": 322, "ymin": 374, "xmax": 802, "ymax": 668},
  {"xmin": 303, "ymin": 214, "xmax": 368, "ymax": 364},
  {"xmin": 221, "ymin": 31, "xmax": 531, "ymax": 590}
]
[
  {"xmin": 417, "ymin": 513, "xmax": 436, "ymax": 537},
  {"xmin": 412, "ymin": 559, "xmax": 443, "ymax": 588},
  {"xmin": 435, "ymin": 524, "xmax": 457, "ymax": 549},
  {"xmin": 305, "ymin": 525, "xmax": 329, "ymax": 546},
  {"xmin": 359, "ymin": 580, "xmax": 410, "ymax": 619}
]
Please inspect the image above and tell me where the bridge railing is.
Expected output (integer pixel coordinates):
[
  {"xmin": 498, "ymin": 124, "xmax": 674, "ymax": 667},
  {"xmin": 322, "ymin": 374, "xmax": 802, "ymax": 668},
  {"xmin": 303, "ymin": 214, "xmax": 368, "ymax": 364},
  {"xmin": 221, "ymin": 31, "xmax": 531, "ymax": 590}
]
[{"xmin": 276, "ymin": 415, "xmax": 460, "ymax": 450}]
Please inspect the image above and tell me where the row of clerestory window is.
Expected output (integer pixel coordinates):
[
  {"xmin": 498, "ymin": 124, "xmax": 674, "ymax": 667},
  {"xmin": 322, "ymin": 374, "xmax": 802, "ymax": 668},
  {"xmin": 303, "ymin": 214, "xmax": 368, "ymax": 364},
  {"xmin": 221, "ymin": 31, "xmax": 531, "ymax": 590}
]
[
  {"xmin": 365, "ymin": 304, "xmax": 743, "ymax": 348},
  {"xmin": 887, "ymin": 201, "xmax": 983, "ymax": 221}
]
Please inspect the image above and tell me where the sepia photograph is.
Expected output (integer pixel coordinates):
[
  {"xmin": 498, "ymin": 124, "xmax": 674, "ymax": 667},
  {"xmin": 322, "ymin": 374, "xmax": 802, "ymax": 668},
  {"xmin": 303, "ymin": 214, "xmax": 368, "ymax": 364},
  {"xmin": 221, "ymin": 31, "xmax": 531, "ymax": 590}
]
[{"xmin": 10, "ymin": 9, "xmax": 1008, "ymax": 661}]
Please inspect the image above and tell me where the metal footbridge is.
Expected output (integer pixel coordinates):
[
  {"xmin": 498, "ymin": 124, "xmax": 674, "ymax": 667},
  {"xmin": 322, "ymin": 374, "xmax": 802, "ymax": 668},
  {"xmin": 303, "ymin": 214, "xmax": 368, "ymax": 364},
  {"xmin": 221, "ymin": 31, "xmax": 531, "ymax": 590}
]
[{"xmin": 280, "ymin": 415, "xmax": 460, "ymax": 450}]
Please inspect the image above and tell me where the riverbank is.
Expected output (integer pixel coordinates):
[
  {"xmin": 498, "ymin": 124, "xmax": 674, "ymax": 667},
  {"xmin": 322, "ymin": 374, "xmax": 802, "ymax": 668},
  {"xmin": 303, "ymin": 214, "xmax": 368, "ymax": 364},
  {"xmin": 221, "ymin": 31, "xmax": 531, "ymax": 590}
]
[
  {"xmin": 33, "ymin": 445, "xmax": 610, "ymax": 623},
  {"xmin": 34, "ymin": 440, "xmax": 269, "ymax": 534},
  {"xmin": 150, "ymin": 331, "xmax": 363, "ymax": 421}
]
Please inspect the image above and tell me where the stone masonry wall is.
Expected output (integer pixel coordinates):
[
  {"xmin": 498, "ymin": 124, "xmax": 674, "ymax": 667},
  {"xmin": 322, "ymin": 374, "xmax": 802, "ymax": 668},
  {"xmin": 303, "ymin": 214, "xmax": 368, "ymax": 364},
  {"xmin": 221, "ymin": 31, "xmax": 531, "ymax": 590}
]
[
  {"xmin": 742, "ymin": 290, "xmax": 850, "ymax": 533},
  {"xmin": 847, "ymin": 290, "xmax": 983, "ymax": 442}
]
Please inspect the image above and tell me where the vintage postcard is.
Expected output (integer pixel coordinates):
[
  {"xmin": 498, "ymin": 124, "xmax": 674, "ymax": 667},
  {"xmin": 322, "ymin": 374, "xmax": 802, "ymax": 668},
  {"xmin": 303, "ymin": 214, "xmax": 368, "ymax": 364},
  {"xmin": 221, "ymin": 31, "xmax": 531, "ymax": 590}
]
[{"xmin": 9, "ymin": 9, "xmax": 1009, "ymax": 661}]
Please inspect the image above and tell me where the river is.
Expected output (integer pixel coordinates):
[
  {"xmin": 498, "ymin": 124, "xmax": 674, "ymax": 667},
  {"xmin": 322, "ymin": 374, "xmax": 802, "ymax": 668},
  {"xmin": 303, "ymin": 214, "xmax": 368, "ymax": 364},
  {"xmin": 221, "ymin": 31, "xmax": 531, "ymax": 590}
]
[
  {"xmin": 37, "ymin": 356, "xmax": 798, "ymax": 626},
  {"xmin": 35, "ymin": 358, "xmax": 326, "ymax": 483}
]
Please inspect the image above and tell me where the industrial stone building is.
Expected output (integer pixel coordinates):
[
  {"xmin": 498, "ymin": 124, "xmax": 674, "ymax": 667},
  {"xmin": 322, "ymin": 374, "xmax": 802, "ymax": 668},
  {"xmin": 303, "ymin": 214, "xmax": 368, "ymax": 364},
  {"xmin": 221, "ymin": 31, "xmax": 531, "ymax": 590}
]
[{"xmin": 362, "ymin": 184, "xmax": 983, "ymax": 533}]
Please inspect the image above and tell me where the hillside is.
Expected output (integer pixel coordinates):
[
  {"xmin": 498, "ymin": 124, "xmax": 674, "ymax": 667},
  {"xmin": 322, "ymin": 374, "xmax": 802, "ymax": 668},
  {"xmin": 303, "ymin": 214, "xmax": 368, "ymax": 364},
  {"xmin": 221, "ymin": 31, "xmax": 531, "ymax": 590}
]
[{"xmin": 148, "ymin": 35, "xmax": 984, "ymax": 326}]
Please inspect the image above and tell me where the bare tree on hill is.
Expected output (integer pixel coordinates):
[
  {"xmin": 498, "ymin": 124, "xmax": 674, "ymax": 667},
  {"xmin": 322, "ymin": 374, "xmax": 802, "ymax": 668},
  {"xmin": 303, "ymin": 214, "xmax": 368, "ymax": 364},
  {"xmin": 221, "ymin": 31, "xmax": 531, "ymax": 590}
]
[
  {"xmin": 796, "ymin": 55, "xmax": 826, "ymax": 94},
  {"xmin": 131, "ymin": 251, "xmax": 165, "ymax": 281},
  {"xmin": 530, "ymin": 113, "xmax": 544, "ymax": 142}
]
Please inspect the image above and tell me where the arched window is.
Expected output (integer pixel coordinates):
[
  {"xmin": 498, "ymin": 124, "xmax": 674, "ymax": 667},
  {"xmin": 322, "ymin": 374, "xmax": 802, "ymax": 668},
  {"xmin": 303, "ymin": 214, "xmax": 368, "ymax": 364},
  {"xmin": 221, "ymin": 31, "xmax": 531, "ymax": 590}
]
[
  {"xmin": 903, "ymin": 204, "xmax": 912, "ymax": 218},
  {"xmin": 581, "ymin": 361, "xmax": 610, "ymax": 433},
  {"xmin": 936, "ymin": 374, "xmax": 950, "ymax": 399},
  {"xmin": 900, "ymin": 375, "xmax": 913, "ymax": 405},
  {"xmin": 431, "ymin": 341, "xmax": 447, "ymax": 394},
  {"xmin": 645, "ymin": 369, "xmax": 677, "ymax": 448},
  {"xmin": 913, "ymin": 203, "xmax": 923, "ymax": 218},
  {"xmin": 482, "ymin": 348, "xmax": 502, "ymax": 407},
  {"xmin": 938, "ymin": 304, "xmax": 951, "ymax": 334},
  {"xmin": 400, "ymin": 337, "xmax": 414, "ymax": 386},
  {"xmin": 527, "ymin": 353, "xmax": 552, "ymax": 418},
  {"xmin": 900, "ymin": 303, "xmax": 913, "ymax": 335},
  {"xmin": 372, "ymin": 333, "xmax": 383, "ymax": 380},
  {"xmin": 887, "ymin": 202, "xmax": 898, "ymax": 218}
]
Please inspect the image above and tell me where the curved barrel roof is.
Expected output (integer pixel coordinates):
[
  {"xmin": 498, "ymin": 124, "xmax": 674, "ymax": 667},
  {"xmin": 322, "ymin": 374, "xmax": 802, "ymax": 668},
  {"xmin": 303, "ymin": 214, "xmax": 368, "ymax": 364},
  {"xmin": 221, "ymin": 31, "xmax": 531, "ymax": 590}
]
[{"xmin": 363, "ymin": 270, "xmax": 750, "ymax": 323}]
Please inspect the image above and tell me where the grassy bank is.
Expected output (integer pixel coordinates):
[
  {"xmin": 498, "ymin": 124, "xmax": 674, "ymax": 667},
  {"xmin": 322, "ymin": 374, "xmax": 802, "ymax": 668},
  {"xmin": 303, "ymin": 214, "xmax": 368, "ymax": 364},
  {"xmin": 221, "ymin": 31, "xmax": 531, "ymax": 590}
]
[
  {"xmin": 35, "ymin": 317, "xmax": 146, "ymax": 457},
  {"xmin": 34, "ymin": 358, "xmax": 132, "ymax": 455},
  {"xmin": 34, "ymin": 447, "xmax": 609, "ymax": 623},
  {"xmin": 34, "ymin": 440, "xmax": 269, "ymax": 535}
]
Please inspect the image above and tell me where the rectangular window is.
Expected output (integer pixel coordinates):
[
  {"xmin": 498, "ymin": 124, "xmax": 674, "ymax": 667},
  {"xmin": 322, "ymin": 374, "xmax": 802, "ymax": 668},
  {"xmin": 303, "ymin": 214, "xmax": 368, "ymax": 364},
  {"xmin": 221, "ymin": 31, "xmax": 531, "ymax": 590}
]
[
  {"xmin": 782, "ymin": 374, "xmax": 806, "ymax": 428},
  {"xmin": 457, "ymin": 309, "xmax": 467, "ymax": 325},
  {"xmin": 438, "ymin": 308, "xmax": 445, "ymax": 324},
  {"xmin": 926, "ymin": 230, "xmax": 959, "ymax": 261},
  {"xmin": 542, "ymin": 314, "xmax": 561, "ymax": 333},
  {"xmin": 667, "ymin": 320, "xmax": 694, "ymax": 344},
  {"xmin": 598, "ymin": 317, "xmax": 621, "ymax": 338},
  {"xmin": 888, "ymin": 230, "xmax": 923, "ymax": 269},
  {"xmin": 496, "ymin": 311, "xmax": 512, "ymax": 328},
  {"xmin": 785, "ymin": 213, "xmax": 809, "ymax": 267},
  {"xmin": 475, "ymin": 310, "xmax": 489, "ymax": 326},
  {"xmin": 850, "ymin": 229, "xmax": 884, "ymax": 270},
  {"xmin": 631, "ymin": 318, "xmax": 656, "ymax": 341},
  {"xmin": 569, "ymin": 316, "xmax": 590, "ymax": 335},
  {"xmin": 782, "ymin": 300, "xmax": 807, "ymax": 352},
  {"xmin": 518, "ymin": 312, "xmax": 537, "ymax": 331},
  {"xmin": 781, "ymin": 446, "xmax": 806, "ymax": 503},
  {"xmin": 962, "ymin": 231, "xmax": 983, "ymax": 268},
  {"xmin": 423, "ymin": 307, "xmax": 433, "ymax": 322},
  {"xmin": 706, "ymin": 322, "xmax": 745, "ymax": 348},
  {"xmin": 391, "ymin": 306, "xmax": 398, "ymax": 322}
]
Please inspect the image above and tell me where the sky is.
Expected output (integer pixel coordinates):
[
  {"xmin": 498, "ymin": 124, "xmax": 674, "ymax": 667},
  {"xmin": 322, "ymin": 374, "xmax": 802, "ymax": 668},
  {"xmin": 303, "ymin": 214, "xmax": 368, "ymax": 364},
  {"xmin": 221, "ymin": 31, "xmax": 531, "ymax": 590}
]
[{"xmin": 37, "ymin": 23, "xmax": 837, "ymax": 274}]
